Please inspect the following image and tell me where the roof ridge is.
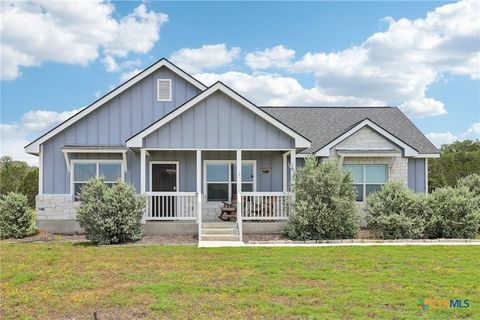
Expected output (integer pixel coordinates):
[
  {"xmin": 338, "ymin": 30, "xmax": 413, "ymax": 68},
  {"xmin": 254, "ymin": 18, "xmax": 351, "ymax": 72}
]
[{"xmin": 260, "ymin": 106, "xmax": 396, "ymax": 109}]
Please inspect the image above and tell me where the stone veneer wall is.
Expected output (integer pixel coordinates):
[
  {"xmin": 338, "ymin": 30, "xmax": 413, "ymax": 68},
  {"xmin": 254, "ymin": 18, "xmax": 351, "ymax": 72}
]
[
  {"xmin": 201, "ymin": 195, "xmax": 224, "ymax": 221},
  {"xmin": 36, "ymin": 194, "xmax": 78, "ymax": 220},
  {"xmin": 329, "ymin": 126, "xmax": 408, "ymax": 185},
  {"xmin": 36, "ymin": 194, "xmax": 225, "ymax": 221}
]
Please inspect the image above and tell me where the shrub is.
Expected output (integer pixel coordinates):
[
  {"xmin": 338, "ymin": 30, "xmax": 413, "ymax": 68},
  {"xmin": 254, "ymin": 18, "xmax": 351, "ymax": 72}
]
[
  {"xmin": 76, "ymin": 178, "xmax": 145, "ymax": 245},
  {"xmin": 425, "ymin": 186, "xmax": 480, "ymax": 239},
  {"xmin": 0, "ymin": 192, "xmax": 37, "ymax": 239},
  {"xmin": 282, "ymin": 157, "xmax": 359, "ymax": 240},
  {"xmin": 365, "ymin": 181, "xmax": 427, "ymax": 239},
  {"xmin": 457, "ymin": 174, "xmax": 480, "ymax": 197}
]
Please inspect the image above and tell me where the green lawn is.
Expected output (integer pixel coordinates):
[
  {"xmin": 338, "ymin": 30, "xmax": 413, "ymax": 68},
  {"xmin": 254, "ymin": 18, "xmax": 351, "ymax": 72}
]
[{"xmin": 1, "ymin": 243, "xmax": 479, "ymax": 319}]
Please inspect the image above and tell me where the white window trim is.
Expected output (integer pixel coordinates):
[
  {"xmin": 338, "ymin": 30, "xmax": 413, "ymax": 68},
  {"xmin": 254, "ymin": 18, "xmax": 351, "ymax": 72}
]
[
  {"xmin": 157, "ymin": 79, "xmax": 172, "ymax": 102},
  {"xmin": 149, "ymin": 161, "xmax": 180, "ymax": 192},
  {"xmin": 343, "ymin": 164, "xmax": 388, "ymax": 202},
  {"xmin": 203, "ymin": 160, "xmax": 257, "ymax": 202},
  {"xmin": 70, "ymin": 159, "xmax": 125, "ymax": 197}
]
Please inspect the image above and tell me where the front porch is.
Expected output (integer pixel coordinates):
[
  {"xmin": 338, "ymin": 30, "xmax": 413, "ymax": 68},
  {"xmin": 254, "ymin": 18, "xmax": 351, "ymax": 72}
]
[{"xmin": 139, "ymin": 149, "xmax": 297, "ymax": 241}]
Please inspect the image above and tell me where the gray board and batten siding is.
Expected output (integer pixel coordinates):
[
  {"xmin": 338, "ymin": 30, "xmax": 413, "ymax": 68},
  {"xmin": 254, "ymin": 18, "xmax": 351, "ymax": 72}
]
[
  {"xmin": 42, "ymin": 66, "xmax": 201, "ymax": 194},
  {"xmin": 146, "ymin": 150, "xmax": 284, "ymax": 193},
  {"xmin": 408, "ymin": 158, "xmax": 426, "ymax": 193},
  {"xmin": 143, "ymin": 91, "xmax": 295, "ymax": 149}
]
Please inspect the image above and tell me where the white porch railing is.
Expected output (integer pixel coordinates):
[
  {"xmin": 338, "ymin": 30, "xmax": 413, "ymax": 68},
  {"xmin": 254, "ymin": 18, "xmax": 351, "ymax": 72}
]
[
  {"xmin": 145, "ymin": 192, "xmax": 197, "ymax": 220},
  {"xmin": 241, "ymin": 192, "xmax": 293, "ymax": 220}
]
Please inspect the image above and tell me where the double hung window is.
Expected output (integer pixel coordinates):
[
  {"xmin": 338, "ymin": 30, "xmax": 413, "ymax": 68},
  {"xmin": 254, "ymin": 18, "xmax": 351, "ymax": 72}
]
[
  {"xmin": 73, "ymin": 161, "xmax": 122, "ymax": 200},
  {"xmin": 205, "ymin": 161, "xmax": 255, "ymax": 201},
  {"xmin": 342, "ymin": 165, "xmax": 387, "ymax": 201}
]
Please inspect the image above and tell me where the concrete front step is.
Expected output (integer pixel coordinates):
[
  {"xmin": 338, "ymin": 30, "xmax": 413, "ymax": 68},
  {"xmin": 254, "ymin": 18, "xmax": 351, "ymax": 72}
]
[
  {"xmin": 202, "ymin": 228, "xmax": 238, "ymax": 235},
  {"xmin": 202, "ymin": 222, "xmax": 236, "ymax": 229},
  {"xmin": 201, "ymin": 234, "xmax": 240, "ymax": 241},
  {"xmin": 198, "ymin": 241, "xmax": 245, "ymax": 247}
]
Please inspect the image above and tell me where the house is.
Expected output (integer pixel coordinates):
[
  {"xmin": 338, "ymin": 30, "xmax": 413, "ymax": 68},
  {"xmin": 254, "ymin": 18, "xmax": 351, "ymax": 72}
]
[{"xmin": 25, "ymin": 58, "xmax": 439, "ymax": 241}]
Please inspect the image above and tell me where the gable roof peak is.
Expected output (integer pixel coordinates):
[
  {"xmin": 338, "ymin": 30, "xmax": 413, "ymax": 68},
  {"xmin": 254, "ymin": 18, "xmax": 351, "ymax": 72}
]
[{"xmin": 25, "ymin": 57, "xmax": 207, "ymax": 155}]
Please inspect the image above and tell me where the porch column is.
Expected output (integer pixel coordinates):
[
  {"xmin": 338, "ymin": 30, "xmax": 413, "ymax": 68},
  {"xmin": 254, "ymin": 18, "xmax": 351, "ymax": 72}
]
[
  {"xmin": 39, "ymin": 144, "xmax": 43, "ymax": 195},
  {"xmin": 236, "ymin": 149, "xmax": 243, "ymax": 242},
  {"xmin": 425, "ymin": 158, "xmax": 428, "ymax": 194},
  {"xmin": 290, "ymin": 149, "xmax": 296, "ymax": 192},
  {"xmin": 282, "ymin": 151, "xmax": 290, "ymax": 192},
  {"xmin": 140, "ymin": 148, "xmax": 146, "ymax": 223},
  {"xmin": 196, "ymin": 150, "xmax": 202, "ymax": 237}
]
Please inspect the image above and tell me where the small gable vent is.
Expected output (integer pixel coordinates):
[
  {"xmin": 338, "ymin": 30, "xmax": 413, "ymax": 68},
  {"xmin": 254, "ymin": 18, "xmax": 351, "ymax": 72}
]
[{"xmin": 157, "ymin": 79, "xmax": 172, "ymax": 101}]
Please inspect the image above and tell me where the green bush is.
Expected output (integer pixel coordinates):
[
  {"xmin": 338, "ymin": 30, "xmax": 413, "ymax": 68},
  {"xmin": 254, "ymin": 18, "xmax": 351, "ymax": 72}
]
[
  {"xmin": 457, "ymin": 174, "xmax": 480, "ymax": 197},
  {"xmin": 0, "ymin": 192, "xmax": 37, "ymax": 239},
  {"xmin": 76, "ymin": 178, "xmax": 146, "ymax": 245},
  {"xmin": 365, "ymin": 181, "xmax": 427, "ymax": 239},
  {"xmin": 283, "ymin": 157, "xmax": 359, "ymax": 240},
  {"xmin": 425, "ymin": 186, "xmax": 480, "ymax": 239}
]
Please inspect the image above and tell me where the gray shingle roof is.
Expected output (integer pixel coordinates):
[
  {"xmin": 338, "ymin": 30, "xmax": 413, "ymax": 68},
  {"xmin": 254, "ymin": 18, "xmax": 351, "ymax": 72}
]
[{"xmin": 260, "ymin": 107, "xmax": 438, "ymax": 155}]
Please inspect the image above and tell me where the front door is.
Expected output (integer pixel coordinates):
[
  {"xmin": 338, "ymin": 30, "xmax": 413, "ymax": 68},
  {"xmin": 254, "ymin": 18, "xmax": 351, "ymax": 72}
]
[
  {"xmin": 151, "ymin": 163, "xmax": 177, "ymax": 218},
  {"xmin": 151, "ymin": 163, "xmax": 177, "ymax": 192}
]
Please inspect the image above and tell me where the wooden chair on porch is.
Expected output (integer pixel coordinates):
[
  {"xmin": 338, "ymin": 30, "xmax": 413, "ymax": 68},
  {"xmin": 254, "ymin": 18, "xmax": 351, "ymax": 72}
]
[{"xmin": 218, "ymin": 194, "xmax": 238, "ymax": 221}]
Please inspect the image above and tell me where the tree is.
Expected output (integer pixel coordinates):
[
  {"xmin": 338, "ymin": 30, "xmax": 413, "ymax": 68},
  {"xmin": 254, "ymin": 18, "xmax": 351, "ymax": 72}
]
[
  {"xmin": 0, "ymin": 156, "xmax": 39, "ymax": 208},
  {"xmin": 282, "ymin": 157, "xmax": 359, "ymax": 240},
  {"xmin": 0, "ymin": 192, "xmax": 37, "ymax": 239},
  {"xmin": 365, "ymin": 181, "xmax": 428, "ymax": 239},
  {"xmin": 76, "ymin": 178, "xmax": 145, "ymax": 245},
  {"xmin": 428, "ymin": 140, "xmax": 480, "ymax": 192}
]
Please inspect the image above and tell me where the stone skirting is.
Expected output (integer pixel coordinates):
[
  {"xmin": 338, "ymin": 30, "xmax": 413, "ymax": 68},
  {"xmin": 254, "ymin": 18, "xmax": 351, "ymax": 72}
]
[
  {"xmin": 36, "ymin": 219, "xmax": 83, "ymax": 234},
  {"xmin": 36, "ymin": 194, "xmax": 78, "ymax": 220}
]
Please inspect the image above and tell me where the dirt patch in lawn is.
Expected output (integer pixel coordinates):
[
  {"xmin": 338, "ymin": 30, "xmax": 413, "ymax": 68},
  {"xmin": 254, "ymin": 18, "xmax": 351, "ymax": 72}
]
[
  {"xmin": 3, "ymin": 229, "xmax": 378, "ymax": 245},
  {"xmin": 243, "ymin": 234, "xmax": 287, "ymax": 242},
  {"xmin": 2, "ymin": 231, "xmax": 197, "ymax": 245}
]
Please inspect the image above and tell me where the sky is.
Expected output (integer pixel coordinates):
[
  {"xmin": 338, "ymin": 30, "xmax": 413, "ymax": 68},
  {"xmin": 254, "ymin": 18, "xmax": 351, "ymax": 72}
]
[{"xmin": 1, "ymin": 0, "xmax": 479, "ymax": 165}]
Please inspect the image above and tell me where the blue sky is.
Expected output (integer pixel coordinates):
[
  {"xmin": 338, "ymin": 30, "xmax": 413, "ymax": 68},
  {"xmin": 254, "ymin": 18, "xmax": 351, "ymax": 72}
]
[{"xmin": 1, "ymin": 0, "xmax": 479, "ymax": 164}]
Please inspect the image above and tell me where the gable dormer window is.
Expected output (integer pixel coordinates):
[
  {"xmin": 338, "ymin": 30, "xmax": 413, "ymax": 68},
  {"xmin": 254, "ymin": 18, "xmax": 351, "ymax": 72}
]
[{"xmin": 157, "ymin": 79, "xmax": 172, "ymax": 101}]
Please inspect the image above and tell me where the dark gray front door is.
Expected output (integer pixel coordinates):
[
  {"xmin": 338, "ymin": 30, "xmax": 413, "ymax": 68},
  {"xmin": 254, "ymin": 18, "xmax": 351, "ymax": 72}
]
[
  {"xmin": 151, "ymin": 163, "xmax": 177, "ymax": 191},
  {"xmin": 151, "ymin": 163, "xmax": 177, "ymax": 218}
]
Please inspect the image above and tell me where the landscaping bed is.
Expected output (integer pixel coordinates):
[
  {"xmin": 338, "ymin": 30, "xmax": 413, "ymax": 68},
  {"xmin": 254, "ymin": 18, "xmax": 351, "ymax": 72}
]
[{"xmin": 2, "ymin": 231, "xmax": 197, "ymax": 245}]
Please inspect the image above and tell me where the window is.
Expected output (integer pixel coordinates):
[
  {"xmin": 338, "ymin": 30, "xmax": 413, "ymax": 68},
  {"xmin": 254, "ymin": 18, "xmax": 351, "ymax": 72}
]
[
  {"xmin": 157, "ymin": 79, "xmax": 172, "ymax": 101},
  {"xmin": 205, "ymin": 161, "xmax": 255, "ymax": 201},
  {"xmin": 72, "ymin": 161, "xmax": 123, "ymax": 200},
  {"xmin": 342, "ymin": 165, "xmax": 387, "ymax": 201}
]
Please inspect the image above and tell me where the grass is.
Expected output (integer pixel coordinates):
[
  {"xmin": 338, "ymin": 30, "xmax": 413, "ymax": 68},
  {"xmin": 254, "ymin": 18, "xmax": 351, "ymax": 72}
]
[{"xmin": 1, "ymin": 243, "xmax": 479, "ymax": 319}]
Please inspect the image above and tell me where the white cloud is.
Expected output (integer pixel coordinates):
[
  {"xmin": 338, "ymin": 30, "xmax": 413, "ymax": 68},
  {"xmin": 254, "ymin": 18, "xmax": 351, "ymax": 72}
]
[
  {"xmin": 0, "ymin": 1, "xmax": 168, "ymax": 79},
  {"xmin": 0, "ymin": 108, "xmax": 83, "ymax": 165},
  {"xmin": 186, "ymin": 0, "xmax": 478, "ymax": 116},
  {"xmin": 20, "ymin": 109, "xmax": 83, "ymax": 132},
  {"xmin": 464, "ymin": 122, "xmax": 480, "ymax": 138},
  {"xmin": 119, "ymin": 68, "xmax": 142, "ymax": 83},
  {"xmin": 170, "ymin": 44, "xmax": 240, "ymax": 73},
  {"xmin": 426, "ymin": 132, "xmax": 458, "ymax": 147},
  {"xmin": 245, "ymin": 45, "xmax": 295, "ymax": 69},
  {"xmin": 399, "ymin": 98, "xmax": 447, "ymax": 118},
  {"xmin": 0, "ymin": 137, "xmax": 38, "ymax": 165},
  {"xmin": 102, "ymin": 55, "xmax": 119, "ymax": 72},
  {"xmin": 287, "ymin": 0, "xmax": 480, "ymax": 117},
  {"xmin": 195, "ymin": 71, "xmax": 381, "ymax": 106},
  {"xmin": 426, "ymin": 121, "xmax": 480, "ymax": 147}
]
